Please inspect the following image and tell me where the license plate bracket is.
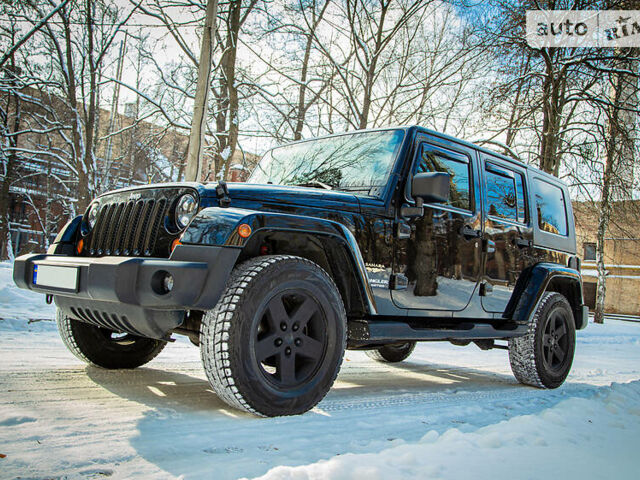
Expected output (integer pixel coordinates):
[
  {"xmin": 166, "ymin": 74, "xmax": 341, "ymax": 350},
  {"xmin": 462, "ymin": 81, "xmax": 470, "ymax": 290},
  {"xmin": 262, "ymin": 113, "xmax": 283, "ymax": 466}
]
[{"xmin": 33, "ymin": 264, "xmax": 79, "ymax": 292}]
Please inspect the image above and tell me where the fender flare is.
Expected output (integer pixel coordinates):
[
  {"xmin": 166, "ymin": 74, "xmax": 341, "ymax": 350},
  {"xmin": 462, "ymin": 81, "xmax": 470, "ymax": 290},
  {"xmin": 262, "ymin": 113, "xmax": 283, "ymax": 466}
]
[
  {"xmin": 182, "ymin": 207, "xmax": 377, "ymax": 314},
  {"xmin": 505, "ymin": 262, "xmax": 587, "ymax": 329},
  {"xmin": 48, "ymin": 215, "xmax": 83, "ymax": 254}
]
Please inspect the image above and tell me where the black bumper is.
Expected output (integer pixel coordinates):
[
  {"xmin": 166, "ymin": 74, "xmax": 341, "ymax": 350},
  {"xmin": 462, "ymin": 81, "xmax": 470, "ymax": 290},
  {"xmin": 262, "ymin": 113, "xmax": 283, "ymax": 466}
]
[{"xmin": 13, "ymin": 244, "xmax": 240, "ymax": 339}]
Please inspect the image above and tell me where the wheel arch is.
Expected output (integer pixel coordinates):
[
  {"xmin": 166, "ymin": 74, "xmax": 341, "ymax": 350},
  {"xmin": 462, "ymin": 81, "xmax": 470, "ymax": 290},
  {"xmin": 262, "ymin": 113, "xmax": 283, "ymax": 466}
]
[
  {"xmin": 505, "ymin": 262, "xmax": 586, "ymax": 330},
  {"xmin": 182, "ymin": 207, "xmax": 377, "ymax": 317}
]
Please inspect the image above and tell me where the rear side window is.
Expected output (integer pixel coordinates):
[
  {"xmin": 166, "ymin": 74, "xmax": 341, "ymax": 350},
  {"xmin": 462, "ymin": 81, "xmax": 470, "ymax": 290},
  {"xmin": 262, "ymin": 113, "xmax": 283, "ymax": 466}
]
[
  {"xmin": 417, "ymin": 146, "xmax": 471, "ymax": 210},
  {"xmin": 485, "ymin": 170, "xmax": 517, "ymax": 221},
  {"xmin": 534, "ymin": 179, "xmax": 568, "ymax": 236},
  {"xmin": 484, "ymin": 163, "xmax": 527, "ymax": 223}
]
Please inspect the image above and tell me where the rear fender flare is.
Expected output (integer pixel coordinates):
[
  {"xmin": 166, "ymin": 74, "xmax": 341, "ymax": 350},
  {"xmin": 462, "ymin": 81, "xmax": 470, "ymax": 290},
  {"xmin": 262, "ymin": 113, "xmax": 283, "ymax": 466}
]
[{"xmin": 506, "ymin": 262, "xmax": 586, "ymax": 329}]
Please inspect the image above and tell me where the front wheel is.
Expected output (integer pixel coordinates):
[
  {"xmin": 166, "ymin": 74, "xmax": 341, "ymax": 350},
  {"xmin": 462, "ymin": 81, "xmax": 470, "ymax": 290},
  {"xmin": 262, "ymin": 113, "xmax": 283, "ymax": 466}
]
[
  {"xmin": 200, "ymin": 255, "xmax": 346, "ymax": 417},
  {"xmin": 508, "ymin": 292, "xmax": 576, "ymax": 389},
  {"xmin": 56, "ymin": 309, "xmax": 167, "ymax": 369}
]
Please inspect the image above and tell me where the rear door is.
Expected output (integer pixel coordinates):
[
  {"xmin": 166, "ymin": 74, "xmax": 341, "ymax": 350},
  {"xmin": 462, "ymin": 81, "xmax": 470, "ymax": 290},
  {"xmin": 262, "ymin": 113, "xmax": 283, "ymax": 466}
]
[{"xmin": 480, "ymin": 154, "xmax": 534, "ymax": 313}]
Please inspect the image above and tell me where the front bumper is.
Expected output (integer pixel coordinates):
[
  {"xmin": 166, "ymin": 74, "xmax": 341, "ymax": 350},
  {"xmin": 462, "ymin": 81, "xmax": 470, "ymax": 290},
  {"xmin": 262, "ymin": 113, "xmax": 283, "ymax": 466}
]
[{"xmin": 13, "ymin": 245, "xmax": 240, "ymax": 338}]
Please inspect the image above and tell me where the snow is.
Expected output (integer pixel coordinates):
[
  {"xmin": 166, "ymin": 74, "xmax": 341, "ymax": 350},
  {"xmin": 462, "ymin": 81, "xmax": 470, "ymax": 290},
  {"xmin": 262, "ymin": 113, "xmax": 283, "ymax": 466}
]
[
  {"xmin": 1, "ymin": 260, "xmax": 640, "ymax": 479},
  {"xmin": 0, "ymin": 261, "xmax": 56, "ymax": 324}
]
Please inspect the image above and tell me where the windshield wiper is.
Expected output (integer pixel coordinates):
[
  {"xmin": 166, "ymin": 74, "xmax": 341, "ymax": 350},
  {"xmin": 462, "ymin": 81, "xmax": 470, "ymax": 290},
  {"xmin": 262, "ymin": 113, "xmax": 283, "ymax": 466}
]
[{"xmin": 293, "ymin": 180, "xmax": 333, "ymax": 190}]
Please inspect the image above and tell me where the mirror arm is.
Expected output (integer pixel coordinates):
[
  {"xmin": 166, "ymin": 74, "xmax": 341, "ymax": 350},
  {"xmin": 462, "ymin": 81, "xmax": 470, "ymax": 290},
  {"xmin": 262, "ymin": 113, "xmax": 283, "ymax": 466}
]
[{"xmin": 401, "ymin": 197, "xmax": 424, "ymax": 218}]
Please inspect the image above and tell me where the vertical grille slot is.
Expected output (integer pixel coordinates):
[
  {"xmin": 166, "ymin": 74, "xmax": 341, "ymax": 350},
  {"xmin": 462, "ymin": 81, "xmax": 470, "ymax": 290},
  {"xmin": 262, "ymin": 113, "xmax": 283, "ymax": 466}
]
[
  {"xmin": 143, "ymin": 198, "xmax": 167, "ymax": 256},
  {"xmin": 133, "ymin": 200, "xmax": 154, "ymax": 255},
  {"xmin": 104, "ymin": 203, "xmax": 124, "ymax": 255},
  {"xmin": 123, "ymin": 201, "xmax": 144, "ymax": 255},
  {"xmin": 113, "ymin": 201, "xmax": 133, "ymax": 255}
]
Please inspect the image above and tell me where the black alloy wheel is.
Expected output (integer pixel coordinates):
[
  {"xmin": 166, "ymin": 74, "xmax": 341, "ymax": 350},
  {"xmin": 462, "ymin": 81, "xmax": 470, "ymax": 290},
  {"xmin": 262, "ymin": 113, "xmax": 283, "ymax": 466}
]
[
  {"xmin": 255, "ymin": 290, "xmax": 328, "ymax": 388},
  {"xmin": 541, "ymin": 309, "xmax": 570, "ymax": 374},
  {"xmin": 508, "ymin": 292, "xmax": 576, "ymax": 389},
  {"xmin": 200, "ymin": 255, "xmax": 347, "ymax": 416}
]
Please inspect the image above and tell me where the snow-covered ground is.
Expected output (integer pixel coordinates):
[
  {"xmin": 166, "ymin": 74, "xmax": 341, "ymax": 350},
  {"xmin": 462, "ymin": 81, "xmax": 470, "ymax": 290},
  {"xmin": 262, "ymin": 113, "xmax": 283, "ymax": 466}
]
[{"xmin": 1, "ymin": 261, "xmax": 639, "ymax": 479}]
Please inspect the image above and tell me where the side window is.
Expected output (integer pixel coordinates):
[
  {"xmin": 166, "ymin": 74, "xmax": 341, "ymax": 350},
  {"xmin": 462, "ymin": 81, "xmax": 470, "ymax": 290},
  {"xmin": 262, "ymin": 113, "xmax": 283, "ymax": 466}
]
[
  {"xmin": 534, "ymin": 179, "xmax": 568, "ymax": 236},
  {"xmin": 417, "ymin": 145, "xmax": 471, "ymax": 210},
  {"xmin": 484, "ymin": 167, "xmax": 518, "ymax": 221}
]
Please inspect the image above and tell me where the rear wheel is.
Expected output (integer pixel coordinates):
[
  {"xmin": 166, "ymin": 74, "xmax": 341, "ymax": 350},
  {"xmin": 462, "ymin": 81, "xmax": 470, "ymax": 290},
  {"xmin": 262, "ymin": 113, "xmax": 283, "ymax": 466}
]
[
  {"xmin": 56, "ymin": 309, "xmax": 166, "ymax": 369},
  {"xmin": 508, "ymin": 292, "xmax": 576, "ymax": 389},
  {"xmin": 200, "ymin": 255, "xmax": 346, "ymax": 417},
  {"xmin": 366, "ymin": 342, "xmax": 416, "ymax": 363}
]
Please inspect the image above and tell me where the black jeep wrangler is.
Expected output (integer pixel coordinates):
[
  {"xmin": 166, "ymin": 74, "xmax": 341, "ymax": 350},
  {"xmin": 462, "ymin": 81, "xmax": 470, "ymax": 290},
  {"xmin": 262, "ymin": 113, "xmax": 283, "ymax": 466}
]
[{"xmin": 13, "ymin": 126, "xmax": 588, "ymax": 416}]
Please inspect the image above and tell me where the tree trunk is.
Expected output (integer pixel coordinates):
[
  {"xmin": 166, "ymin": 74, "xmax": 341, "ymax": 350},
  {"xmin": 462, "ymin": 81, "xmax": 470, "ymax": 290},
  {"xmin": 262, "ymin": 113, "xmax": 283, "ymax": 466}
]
[
  {"xmin": 185, "ymin": 0, "xmax": 218, "ymax": 182},
  {"xmin": 220, "ymin": 0, "xmax": 242, "ymax": 182},
  {"xmin": 594, "ymin": 48, "xmax": 639, "ymax": 323},
  {"xmin": 0, "ymin": 65, "xmax": 20, "ymax": 260},
  {"xmin": 539, "ymin": 58, "xmax": 566, "ymax": 176}
]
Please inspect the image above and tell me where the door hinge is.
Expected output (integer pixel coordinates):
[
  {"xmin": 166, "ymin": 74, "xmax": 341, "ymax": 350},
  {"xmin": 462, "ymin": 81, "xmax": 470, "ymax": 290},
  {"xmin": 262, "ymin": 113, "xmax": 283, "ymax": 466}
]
[
  {"xmin": 480, "ymin": 282, "xmax": 493, "ymax": 296},
  {"xmin": 390, "ymin": 273, "xmax": 408, "ymax": 290}
]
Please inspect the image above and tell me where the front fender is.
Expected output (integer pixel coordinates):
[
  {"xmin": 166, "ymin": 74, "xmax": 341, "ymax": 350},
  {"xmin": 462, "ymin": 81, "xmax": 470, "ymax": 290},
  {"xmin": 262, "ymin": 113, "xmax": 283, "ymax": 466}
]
[
  {"xmin": 182, "ymin": 207, "xmax": 377, "ymax": 314},
  {"xmin": 506, "ymin": 262, "xmax": 586, "ymax": 329}
]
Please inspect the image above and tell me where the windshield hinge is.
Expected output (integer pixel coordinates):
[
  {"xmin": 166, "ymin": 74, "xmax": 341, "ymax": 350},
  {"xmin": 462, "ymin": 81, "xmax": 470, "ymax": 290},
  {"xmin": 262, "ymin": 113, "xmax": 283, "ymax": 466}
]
[{"xmin": 216, "ymin": 180, "xmax": 231, "ymax": 208}]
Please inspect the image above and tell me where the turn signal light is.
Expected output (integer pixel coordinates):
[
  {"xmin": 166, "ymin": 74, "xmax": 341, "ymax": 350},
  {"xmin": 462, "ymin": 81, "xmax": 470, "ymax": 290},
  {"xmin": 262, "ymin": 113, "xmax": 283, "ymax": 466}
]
[
  {"xmin": 238, "ymin": 223, "xmax": 252, "ymax": 238},
  {"xmin": 76, "ymin": 238, "xmax": 84, "ymax": 254},
  {"xmin": 171, "ymin": 238, "xmax": 182, "ymax": 252}
]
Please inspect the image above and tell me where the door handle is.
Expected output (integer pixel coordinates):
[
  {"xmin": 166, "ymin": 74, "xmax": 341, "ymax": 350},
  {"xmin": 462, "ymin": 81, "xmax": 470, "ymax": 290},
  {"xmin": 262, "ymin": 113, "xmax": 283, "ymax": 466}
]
[
  {"xmin": 514, "ymin": 237, "xmax": 531, "ymax": 249},
  {"xmin": 460, "ymin": 226, "xmax": 481, "ymax": 239}
]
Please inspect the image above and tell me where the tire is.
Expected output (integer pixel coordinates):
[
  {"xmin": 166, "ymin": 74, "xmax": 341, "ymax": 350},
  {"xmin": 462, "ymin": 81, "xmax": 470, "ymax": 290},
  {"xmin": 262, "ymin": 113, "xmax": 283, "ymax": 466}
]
[
  {"xmin": 56, "ymin": 308, "xmax": 167, "ymax": 369},
  {"xmin": 365, "ymin": 342, "xmax": 416, "ymax": 363},
  {"xmin": 508, "ymin": 292, "xmax": 576, "ymax": 389},
  {"xmin": 200, "ymin": 255, "xmax": 347, "ymax": 417}
]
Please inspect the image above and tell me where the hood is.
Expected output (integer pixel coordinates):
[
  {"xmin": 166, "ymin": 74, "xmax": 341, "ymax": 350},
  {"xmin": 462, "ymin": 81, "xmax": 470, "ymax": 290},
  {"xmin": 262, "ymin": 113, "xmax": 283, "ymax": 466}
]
[{"xmin": 201, "ymin": 182, "xmax": 361, "ymax": 214}]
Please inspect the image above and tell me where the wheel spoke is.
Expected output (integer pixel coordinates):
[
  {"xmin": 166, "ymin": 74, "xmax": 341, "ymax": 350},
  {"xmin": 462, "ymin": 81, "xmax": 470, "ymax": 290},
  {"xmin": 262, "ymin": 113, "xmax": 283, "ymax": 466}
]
[
  {"xmin": 298, "ymin": 335, "xmax": 323, "ymax": 360},
  {"xmin": 555, "ymin": 323, "xmax": 567, "ymax": 340},
  {"xmin": 552, "ymin": 312, "xmax": 561, "ymax": 333},
  {"xmin": 255, "ymin": 335, "xmax": 280, "ymax": 361},
  {"xmin": 278, "ymin": 352, "xmax": 296, "ymax": 384},
  {"xmin": 290, "ymin": 297, "xmax": 317, "ymax": 329},
  {"xmin": 543, "ymin": 333, "xmax": 552, "ymax": 346},
  {"xmin": 545, "ymin": 346, "xmax": 554, "ymax": 366},
  {"xmin": 266, "ymin": 295, "xmax": 289, "ymax": 327},
  {"xmin": 554, "ymin": 345, "xmax": 566, "ymax": 363}
]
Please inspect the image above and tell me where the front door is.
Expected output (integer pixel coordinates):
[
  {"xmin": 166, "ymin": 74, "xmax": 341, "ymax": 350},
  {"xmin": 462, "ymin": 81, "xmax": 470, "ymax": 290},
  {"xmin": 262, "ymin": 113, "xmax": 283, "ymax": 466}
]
[
  {"xmin": 392, "ymin": 141, "xmax": 483, "ymax": 311},
  {"xmin": 480, "ymin": 155, "xmax": 533, "ymax": 313}
]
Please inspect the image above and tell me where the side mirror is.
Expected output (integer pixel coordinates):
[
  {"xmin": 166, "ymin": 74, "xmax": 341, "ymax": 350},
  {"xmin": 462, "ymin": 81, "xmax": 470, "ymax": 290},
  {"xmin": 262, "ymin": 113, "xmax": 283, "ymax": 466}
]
[{"xmin": 412, "ymin": 172, "xmax": 450, "ymax": 204}]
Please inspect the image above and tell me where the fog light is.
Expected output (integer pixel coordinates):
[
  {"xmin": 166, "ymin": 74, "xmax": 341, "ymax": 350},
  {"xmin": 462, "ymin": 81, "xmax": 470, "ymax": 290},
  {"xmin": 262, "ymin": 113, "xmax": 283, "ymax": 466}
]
[
  {"xmin": 162, "ymin": 273, "xmax": 174, "ymax": 293},
  {"xmin": 151, "ymin": 270, "xmax": 174, "ymax": 295}
]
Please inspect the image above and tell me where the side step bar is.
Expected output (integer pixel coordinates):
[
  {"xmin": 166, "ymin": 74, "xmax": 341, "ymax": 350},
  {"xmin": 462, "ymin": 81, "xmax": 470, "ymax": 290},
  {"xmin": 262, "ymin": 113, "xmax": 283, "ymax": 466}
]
[{"xmin": 347, "ymin": 319, "xmax": 527, "ymax": 348}]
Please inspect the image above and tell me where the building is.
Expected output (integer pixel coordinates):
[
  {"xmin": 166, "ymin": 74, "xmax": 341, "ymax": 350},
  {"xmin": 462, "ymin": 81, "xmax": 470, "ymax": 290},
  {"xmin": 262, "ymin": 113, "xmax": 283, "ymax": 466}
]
[
  {"xmin": 573, "ymin": 200, "xmax": 640, "ymax": 315},
  {"xmin": 3, "ymin": 90, "xmax": 259, "ymax": 257}
]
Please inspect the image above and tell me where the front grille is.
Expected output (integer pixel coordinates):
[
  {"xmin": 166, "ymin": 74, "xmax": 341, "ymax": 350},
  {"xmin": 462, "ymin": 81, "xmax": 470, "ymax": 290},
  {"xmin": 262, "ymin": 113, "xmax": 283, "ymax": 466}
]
[{"xmin": 84, "ymin": 197, "xmax": 169, "ymax": 257}]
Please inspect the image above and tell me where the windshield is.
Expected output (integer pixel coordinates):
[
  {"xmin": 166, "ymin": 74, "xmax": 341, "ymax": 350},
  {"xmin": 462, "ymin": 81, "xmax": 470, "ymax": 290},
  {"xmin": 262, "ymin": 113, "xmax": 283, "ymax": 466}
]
[{"xmin": 248, "ymin": 129, "xmax": 405, "ymax": 197}]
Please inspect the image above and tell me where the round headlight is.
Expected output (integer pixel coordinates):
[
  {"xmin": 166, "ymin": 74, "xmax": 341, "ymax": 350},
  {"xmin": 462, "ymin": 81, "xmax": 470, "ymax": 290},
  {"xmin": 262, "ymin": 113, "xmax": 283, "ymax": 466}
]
[
  {"xmin": 175, "ymin": 193, "xmax": 198, "ymax": 229},
  {"xmin": 86, "ymin": 203, "xmax": 99, "ymax": 230}
]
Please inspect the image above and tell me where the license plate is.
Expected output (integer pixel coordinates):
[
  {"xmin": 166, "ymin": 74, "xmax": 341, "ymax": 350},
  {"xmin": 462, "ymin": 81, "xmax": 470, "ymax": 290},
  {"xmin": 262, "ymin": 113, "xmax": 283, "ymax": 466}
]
[{"xmin": 33, "ymin": 264, "xmax": 79, "ymax": 291}]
